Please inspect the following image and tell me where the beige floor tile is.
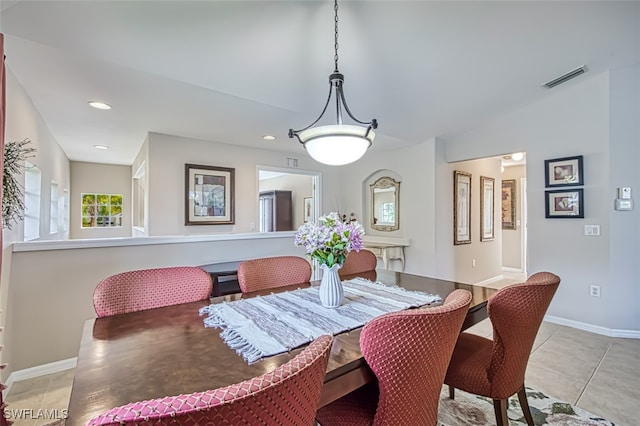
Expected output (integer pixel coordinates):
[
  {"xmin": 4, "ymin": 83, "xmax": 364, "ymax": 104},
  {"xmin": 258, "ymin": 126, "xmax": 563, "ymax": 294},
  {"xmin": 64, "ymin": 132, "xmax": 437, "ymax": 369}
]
[
  {"xmin": 577, "ymin": 383, "xmax": 638, "ymax": 426},
  {"xmin": 524, "ymin": 363, "xmax": 586, "ymax": 404},
  {"xmin": 465, "ymin": 317, "xmax": 493, "ymax": 338},
  {"xmin": 7, "ymin": 376, "xmax": 51, "ymax": 401},
  {"xmin": 48, "ymin": 368, "xmax": 75, "ymax": 386}
]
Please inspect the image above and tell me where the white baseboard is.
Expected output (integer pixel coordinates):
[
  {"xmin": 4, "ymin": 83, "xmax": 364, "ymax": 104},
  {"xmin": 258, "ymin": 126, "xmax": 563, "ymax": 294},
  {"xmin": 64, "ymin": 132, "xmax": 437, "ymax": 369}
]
[
  {"xmin": 3, "ymin": 357, "xmax": 77, "ymax": 398},
  {"xmin": 476, "ymin": 274, "xmax": 504, "ymax": 286},
  {"xmin": 502, "ymin": 266, "xmax": 523, "ymax": 273},
  {"xmin": 544, "ymin": 315, "xmax": 640, "ymax": 339}
]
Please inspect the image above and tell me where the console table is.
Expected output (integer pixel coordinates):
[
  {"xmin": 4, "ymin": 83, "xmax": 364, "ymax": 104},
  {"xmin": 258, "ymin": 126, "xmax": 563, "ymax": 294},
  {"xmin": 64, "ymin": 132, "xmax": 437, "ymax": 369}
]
[{"xmin": 362, "ymin": 237, "xmax": 410, "ymax": 271}]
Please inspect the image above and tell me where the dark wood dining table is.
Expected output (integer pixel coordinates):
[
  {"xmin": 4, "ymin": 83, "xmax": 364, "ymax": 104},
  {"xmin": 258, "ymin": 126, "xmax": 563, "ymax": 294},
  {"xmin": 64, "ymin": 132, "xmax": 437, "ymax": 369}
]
[{"xmin": 65, "ymin": 269, "xmax": 496, "ymax": 425}]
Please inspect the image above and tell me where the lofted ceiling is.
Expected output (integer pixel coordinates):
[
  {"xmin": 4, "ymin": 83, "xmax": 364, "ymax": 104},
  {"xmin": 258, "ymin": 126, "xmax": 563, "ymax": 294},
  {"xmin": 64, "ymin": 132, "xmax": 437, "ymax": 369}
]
[{"xmin": 1, "ymin": 1, "xmax": 639, "ymax": 166}]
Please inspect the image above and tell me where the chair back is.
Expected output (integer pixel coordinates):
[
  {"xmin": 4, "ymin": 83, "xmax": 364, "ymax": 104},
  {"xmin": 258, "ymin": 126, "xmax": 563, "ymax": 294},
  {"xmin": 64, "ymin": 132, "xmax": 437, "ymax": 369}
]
[
  {"xmin": 238, "ymin": 256, "xmax": 311, "ymax": 293},
  {"xmin": 361, "ymin": 289, "xmax": 472, "ymax": 426},
  {"xmin": 93, "ymin": 266, "xmax": 213, "ymax": 317},
  {"xmin": 87, "ymin": 335, "xmax": 333, "ymax": 426},
  {"xmin": 487, "ymin": 271, "xmax": 560, "ymax": 398},
  {"xmin": 339, "ymin": 249, "xmax": 377, "ymax": 278}
]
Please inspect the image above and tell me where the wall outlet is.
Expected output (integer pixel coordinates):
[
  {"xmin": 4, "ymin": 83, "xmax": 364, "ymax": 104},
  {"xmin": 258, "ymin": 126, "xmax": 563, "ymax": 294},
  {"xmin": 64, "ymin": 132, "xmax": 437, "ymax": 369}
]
[
  {"xmin": 590, "ymin": 285, "xmax": 601, "ymax": 297},
  {"xmin": 472, "ymin": 259, "xmax": 476, "ymax": 267},
  {"xmin": 249, "ymin": 222, "xmax": 255, "ymax": 231},
  {"xmin": 584, "ymin": 225, "xmax": 600, "ymax": 236}
]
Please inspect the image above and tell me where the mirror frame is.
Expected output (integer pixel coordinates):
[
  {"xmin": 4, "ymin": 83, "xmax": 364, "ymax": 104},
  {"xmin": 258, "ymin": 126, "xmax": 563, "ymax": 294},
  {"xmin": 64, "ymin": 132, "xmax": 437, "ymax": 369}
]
[{"xmin": 370, "ymin": 176, "xmax": 400, "ymax": 231}]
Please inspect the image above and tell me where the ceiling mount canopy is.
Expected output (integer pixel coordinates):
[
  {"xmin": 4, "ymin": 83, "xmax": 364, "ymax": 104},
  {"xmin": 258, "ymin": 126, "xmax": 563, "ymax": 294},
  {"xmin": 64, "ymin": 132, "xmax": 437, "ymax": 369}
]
[{"xmin": 289, "ymin": 0, "xmax": 378, "ymax": 166}]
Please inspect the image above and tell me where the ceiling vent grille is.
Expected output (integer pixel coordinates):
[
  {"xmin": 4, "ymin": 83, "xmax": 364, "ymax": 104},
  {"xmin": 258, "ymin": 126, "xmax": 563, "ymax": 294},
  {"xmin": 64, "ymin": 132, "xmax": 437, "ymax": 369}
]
[{"xmin": 542, "ymin": 65, "xmax": 588, "ymax": 89}]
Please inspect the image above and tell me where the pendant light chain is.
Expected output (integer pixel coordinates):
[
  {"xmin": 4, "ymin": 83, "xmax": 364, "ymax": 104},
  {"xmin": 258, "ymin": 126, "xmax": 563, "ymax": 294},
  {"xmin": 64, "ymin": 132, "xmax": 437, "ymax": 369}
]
[{"xmin": 334, "ymin": 0, "xmax": 339, "ymax": 72}]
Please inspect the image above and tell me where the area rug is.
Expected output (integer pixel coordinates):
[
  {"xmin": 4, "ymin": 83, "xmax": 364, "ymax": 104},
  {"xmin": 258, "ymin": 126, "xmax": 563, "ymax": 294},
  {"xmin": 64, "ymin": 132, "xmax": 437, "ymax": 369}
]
[{"xmin": 438, "ymin": 386, "xmax": 615, "ymax": 425}]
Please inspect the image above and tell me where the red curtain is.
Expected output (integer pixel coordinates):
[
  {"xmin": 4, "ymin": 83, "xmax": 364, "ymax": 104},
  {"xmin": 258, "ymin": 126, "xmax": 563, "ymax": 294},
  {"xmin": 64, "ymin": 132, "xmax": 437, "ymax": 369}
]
[{"xmin": 0, "ymin": 32, "xmax": 8, "ymax": 426}]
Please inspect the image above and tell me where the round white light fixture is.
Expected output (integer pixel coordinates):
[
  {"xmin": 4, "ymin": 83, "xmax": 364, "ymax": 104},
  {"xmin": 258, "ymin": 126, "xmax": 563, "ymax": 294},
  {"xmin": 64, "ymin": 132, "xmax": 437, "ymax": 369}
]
[
  {"xmin": 262, "ymin": 135, "xmax": 276, "ymax": 141},
  {"xmin": 289, "ymin": 0, "xmax": 377, "ymax": 166},
  {"xmin": 88, "ymin": 101, "xmax": 112, "ymax": 110},
  {"xmin": 511, "ymin": 152, "xmax": 524, "ymax": 161},
  {"xmin": 93, "ymin": 144, "xmax": 110, "ymax": 150},
  {"xmin": 300, "ymin": 125, "xmax": 374, "ymax": 166}
]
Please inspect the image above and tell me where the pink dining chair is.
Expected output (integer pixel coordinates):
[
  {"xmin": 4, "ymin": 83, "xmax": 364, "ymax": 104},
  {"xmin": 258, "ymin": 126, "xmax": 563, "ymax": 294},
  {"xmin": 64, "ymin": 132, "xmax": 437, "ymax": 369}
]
[
  {"xmin": 338, "ymin": 249, "xmax": 377, "ymax": 279},
  {"xmin": 316, "ymin": 289, "xmax": 472, "ymax": 426},
  {"xmin": 444, "ymin": 272, "xmax": 561, "ymax": 426},
  {"xmin": 87, "ymin": 335, "xmax": 333, "ymax": 426},
  {"xmin": 238, "ymin": 256, "xmax": 311, "ymax": 293},
  {"xmin": 93, "ymin": 266, "xmax": 213, "ymax": 317}
]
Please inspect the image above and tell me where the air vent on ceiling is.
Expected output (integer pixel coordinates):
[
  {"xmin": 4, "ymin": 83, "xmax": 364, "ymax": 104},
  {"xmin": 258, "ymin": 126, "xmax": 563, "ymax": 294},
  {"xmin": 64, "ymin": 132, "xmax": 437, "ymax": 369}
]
[{"xmin": 542, "ymin": 65, "xmax": 588, "ymax": 89}]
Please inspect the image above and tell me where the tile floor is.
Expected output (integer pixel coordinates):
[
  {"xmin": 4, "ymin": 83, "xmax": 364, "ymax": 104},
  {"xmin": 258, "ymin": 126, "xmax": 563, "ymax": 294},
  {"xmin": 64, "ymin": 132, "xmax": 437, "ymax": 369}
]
[{"xmin": 5, "ymin": 272, "xmax": 639, "ymax": 425}]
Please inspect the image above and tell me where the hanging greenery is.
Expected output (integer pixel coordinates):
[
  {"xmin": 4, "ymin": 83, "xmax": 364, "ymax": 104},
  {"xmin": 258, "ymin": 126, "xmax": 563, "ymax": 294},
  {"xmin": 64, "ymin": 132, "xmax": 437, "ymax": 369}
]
[{"xmin": 2, "ymin": 138, "xmax": 36, "ymax": 229}]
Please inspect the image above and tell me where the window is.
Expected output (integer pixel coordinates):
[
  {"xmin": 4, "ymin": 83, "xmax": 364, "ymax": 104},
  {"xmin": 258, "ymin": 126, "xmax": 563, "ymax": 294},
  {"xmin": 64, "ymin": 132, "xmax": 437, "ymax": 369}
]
[
  {"xmin": 24, "ymin": 164, "xmax": 41, "ymax": 241},
  {"xmin": 63, "ymin": 189, "xmax": 70, "ymax": 231},
  {"xmin": 50, "ymin": 182, "xmax": 59, "ymax": 234},
  {"xmin": 381, "ymin": 202, "xmax": 395, "ymax": 223},
  {"xmin": 82, "ymin": 193, "xmax": 123, "ymax": 228},
  {"xmin": 133, "ymin": 162, "xmax": 145, "ymax": 230}
]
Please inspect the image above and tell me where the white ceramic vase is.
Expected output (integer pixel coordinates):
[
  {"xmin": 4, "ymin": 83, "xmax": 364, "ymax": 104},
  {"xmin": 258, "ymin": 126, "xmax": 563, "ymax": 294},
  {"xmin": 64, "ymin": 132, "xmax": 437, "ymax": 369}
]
[{"xmin": 319, "ymin": 263, "xmax": 344, "ymax": 308}]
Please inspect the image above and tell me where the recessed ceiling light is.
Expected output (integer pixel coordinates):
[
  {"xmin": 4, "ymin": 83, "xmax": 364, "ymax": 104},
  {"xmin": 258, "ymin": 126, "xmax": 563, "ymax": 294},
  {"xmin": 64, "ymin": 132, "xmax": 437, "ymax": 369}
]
[
  {"xmin": 93, "ymin": 145, "xmax": 110, "ymax": 150},
  {"xmin": 88, "ymin": 101, "xmax": 112, "ymax": 110},
  {"xmin": 262, "ymin": 135, "xmax": 276, "ymax": 141},
  {"xmin": 512, "ymin": 152, "xmax": 524, "ymax": 161}
]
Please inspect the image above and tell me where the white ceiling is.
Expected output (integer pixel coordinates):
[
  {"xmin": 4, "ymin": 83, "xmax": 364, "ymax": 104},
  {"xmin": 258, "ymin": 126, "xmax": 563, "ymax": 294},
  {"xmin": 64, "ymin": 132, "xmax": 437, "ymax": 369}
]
[{"xmin": 2, "ymin": 1, "xmax": 639, "ymax": 166}]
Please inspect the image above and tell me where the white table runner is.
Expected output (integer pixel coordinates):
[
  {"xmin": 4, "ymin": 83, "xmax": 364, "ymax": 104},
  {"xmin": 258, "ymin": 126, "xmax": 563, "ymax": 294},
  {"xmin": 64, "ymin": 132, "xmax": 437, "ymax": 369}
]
[{"xmin": 199, "ymin": 278, "xmax": 441, "ymax": 363}]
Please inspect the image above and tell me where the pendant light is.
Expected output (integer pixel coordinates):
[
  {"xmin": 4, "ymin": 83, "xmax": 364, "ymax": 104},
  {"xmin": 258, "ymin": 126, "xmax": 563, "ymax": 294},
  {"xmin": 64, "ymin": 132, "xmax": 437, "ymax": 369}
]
[{"xmin": 289, "ymin": 0, "xmax": 378, "ymax": 166}]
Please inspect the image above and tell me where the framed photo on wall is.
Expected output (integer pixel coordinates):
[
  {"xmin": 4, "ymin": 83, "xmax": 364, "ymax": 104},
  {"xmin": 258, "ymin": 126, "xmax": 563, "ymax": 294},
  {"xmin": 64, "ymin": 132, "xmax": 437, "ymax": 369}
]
[
  {"xmin": 480, "ymin": 176, "xmax": 495, "ymax": 241},
  {"xmin": 185, "ymin": 164, "xmax": 235, "ymax": 225},
  {"xmin": 545, "ymin": 188, "xmax": 584, "ymax": 218},
  {"xmin": 501, "ymin": 179, "xmax": 517, "ymax": 230},
  {"xmin": 454, "ymin": 170, "xmax": 472, "ymax": 245},
  {"xmin": 544, "ymin": 155, "xmax": 584, "ymax": 187},
  {"xmin": 303, "ymin": 197, "xmax": 313, "ymax": 222}
]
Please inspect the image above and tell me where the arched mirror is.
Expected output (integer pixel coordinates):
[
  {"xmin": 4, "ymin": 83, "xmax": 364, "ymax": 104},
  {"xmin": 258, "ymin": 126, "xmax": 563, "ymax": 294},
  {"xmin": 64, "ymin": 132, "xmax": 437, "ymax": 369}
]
[{"xmin": 370, "ymin": 176, "xmax": 400, "ymax": 231}]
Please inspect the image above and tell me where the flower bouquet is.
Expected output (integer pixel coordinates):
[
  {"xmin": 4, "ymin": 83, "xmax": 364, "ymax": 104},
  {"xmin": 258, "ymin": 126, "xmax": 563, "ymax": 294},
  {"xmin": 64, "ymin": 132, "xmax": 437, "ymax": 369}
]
[{"xmin": 294, "ymin": 212, "xmax": 365, "ymax": 307}]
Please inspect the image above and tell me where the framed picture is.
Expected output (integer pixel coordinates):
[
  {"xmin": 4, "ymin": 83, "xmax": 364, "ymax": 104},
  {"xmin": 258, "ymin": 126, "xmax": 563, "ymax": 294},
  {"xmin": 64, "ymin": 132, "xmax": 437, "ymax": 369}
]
[
  {"xmin": 185, "ymin": 164, "xmax": 235, "ymax": 225},
  {"xmin": 480, "ymin": 176, "xmax": 495, "ymax": 241},
  {"xmin": 303, "ymin": 197, "xmax": 313, "ymax": 222},
  {"xmin": 501, "ymin": 179, "xmax": 517, "ymax": 230},
  {"xmin": 454, "ymin": 170, "xmax": 471, "ymax": 245},
  {"xmin": 545, "ymin": 188, "xmax": 584, "ymax": 218},
  {"xmin": 544, "ymin": 155, "xmax": 584, "ymax": 187}
]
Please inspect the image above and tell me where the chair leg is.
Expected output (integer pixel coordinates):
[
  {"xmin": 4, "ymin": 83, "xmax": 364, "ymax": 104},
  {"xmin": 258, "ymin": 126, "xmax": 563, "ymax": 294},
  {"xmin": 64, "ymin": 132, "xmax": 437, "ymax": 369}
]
[
  {"xmin": 448, "ymin": 385, "xmax": 455, "ymax": 399},
  {"xmin": 517, "ymin": 386, "xmax": 534, "ymax": 426},
  {"xmin": 492, "ymin": 399, "xmax": 509, "ymax": 426}
]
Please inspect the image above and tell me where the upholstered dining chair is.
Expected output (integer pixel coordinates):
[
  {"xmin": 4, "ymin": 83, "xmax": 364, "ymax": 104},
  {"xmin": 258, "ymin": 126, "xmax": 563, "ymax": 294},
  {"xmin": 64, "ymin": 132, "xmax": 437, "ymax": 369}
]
[
  {"xmin": 87, "ymin": 335, "xmax": 333, "ymax": 426},
  {"xmin": 93, "ymin": 266, "xmax": 213, "ymax": 317},
  {"xmin": 444, "ymin": 271, "xmax": 561, "ymax": 426},
  {"xmin": 238, "ymin": 256, "xmax": 311, "ymax": 293},
  {"xmin": 339, "ymin": 249, "xmax": 378, "ymax": 279},
  {"xmin": 316, "ymin": 289, "xmax": 473, "ymax": 426}
]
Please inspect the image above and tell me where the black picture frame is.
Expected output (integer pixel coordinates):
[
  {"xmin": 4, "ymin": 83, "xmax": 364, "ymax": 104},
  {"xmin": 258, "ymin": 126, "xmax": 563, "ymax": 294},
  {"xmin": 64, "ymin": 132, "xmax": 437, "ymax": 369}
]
[
  {"xmin": 185, "ymin": 164, "xmax": 235, "ymax": 225},
  {"xmin": 544, "ymin": 155, "xmax": 584, "ymax": 187},
  {"xmin": 545, "ymin": 188, "xmax": 584, "ymax": 219}
]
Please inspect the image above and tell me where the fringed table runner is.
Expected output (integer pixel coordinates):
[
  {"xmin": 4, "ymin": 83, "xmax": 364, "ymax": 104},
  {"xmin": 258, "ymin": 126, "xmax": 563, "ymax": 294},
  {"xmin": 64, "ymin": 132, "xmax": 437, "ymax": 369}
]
[{"xmin": 199, "ymin": 277, "xmax": 441, "ymax": 363}]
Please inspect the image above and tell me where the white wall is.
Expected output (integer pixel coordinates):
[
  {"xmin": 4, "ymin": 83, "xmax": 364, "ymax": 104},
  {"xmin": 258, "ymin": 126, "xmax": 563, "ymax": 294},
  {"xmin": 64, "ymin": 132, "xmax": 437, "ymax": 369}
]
[
  {"xmin": 70, "ymin": 162, "xmax": 132, "ymax": 239},
  {"xmin": 146, "ymin": 133, "xmax": 342, "ymax": 236},
  {"xmin": 444, "ymin": 70, "xmax": 638, "ymax": 332},
  {"xmin": 2, "ymin": 67, "xmax": 71, "ymax": 380},
  {"xmin": 339, "ymin": 139, "xmax": 438, "ymax": 277}
]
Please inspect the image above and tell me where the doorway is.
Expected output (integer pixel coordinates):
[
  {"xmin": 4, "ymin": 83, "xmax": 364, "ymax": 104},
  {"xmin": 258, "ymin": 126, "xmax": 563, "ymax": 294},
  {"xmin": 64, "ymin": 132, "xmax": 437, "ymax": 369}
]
[{"xmin": 501, "ymin": 154, "xmax": 527, "ymax": 278}]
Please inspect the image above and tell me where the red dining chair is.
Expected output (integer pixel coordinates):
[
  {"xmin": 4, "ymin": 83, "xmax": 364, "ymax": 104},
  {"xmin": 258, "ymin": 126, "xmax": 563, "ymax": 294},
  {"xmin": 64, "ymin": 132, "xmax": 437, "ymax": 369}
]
[
  {"xmin": 238, "ymin": 256, "xmax": 311, "ymax": 293},
  {"xmin": 93, "ymin": 266, "xmax": 213, "ymax": 317},
  {"xmin": 316, "ymin": 289, "xmax": 472, "ymax": 426},
  {"xmin": 87, "ymin": 335, "xmax": 333, "ymax": 426},
  {"xmin": 339, "ymin": 249, "xmax": 377, "ymax": 279},
  {"xmin": 445, "ymin": 272, "xmax": 561, "ymax": 426}
]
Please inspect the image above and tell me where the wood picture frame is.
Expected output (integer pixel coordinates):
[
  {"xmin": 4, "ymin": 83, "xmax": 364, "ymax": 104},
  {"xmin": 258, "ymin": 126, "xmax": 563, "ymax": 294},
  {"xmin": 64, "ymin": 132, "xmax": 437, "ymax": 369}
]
[
  {"xmin": 501, "ymin": 179, "xmax": 517, "ymax": 230},
  {"xmin": 185, "ymin": 164, "xmax": 235, "ymax": 225},
  {"xmin": 480, "ymin": 176, "xmax": 495, "ymax": 241},
  {"xmin": 454, "ymin": 170, "xmax": 472, "ymax": 245},
  {"xmin": 545, "ymin": 188, "xmax": 584, "ymax": 218},
  {"xmin": 544, "ymin": 155, "xmax": 584, "ymax": 187}
]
